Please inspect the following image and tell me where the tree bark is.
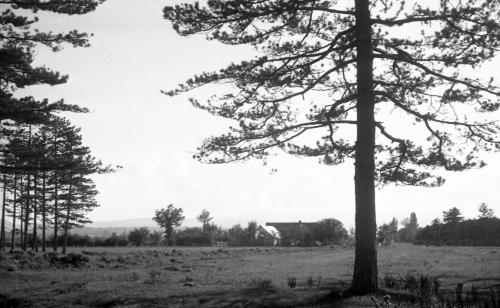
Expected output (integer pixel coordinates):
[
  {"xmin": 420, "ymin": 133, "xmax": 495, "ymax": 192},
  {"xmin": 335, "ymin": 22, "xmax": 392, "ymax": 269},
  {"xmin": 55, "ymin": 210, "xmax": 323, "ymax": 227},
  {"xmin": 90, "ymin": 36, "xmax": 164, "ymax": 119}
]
[
  {"xmin": 0, "ymin": 175, "xmax": 7, "ymax": 250},
  {"xmin": 32, "ymin": 173, "xmax": 38, "ymax": 251},
  {"xmin": 62, "ymin": 207, "xmax": 70, "ymax": 254},
  {"xmin": 10, "ymin": 174, "xmax": 17, "ymax": 251},
  {"xmin": 23, "ymin": 173, "xmax": 30, "ymax": 251},
  {"xmin": 351, "ymin": 0, "xmax": 378, "ymax": 294},
  {"xmin": 53, "ymin": 171, "xmax": 58, "ymax": 252},
  {"xmin": 41, "ymin": 171, "xmax": 46, "ymax": 252},
  {"xmin": 23, "ymin": 124, "xmax": 32, "ymax": 251},
  {"xmin": 62, "ymin": 184, "xmax": 72, "ymax": 255},
  {"xmin": 19, "ymin": 176, "xmax": 24, "ymax": 249}
]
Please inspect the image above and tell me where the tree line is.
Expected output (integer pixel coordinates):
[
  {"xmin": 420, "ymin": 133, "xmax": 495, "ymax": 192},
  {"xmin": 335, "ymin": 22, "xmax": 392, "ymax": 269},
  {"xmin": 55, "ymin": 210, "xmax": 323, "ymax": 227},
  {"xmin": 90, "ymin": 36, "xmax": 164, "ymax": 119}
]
[
  {"xmin": 150, "ymin": 205, "xmax": 274, "ymax": 246},
  {"xmin": 415, "ymin": 204, "xmax": 500, "ymax": 246},
  {"xmin": 0, "ymin": 0, "xmax": 114, "ymax": 254},
  {"xmin": 54, "ymin": 205, "xmax": 350, "ymax": 248},
  {"xmin": 377, "ymin": 204, "xmax": 499, "ymax": 247}
]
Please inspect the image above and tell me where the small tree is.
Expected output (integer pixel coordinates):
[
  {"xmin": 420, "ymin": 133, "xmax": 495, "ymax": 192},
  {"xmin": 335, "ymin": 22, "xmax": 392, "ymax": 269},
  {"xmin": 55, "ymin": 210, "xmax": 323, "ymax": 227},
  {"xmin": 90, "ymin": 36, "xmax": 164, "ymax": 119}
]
[
  {"xmin": 245, "ymin": 221, "xmax": 258, "ymax": 246},
  {"xmin": 153, "ymin": 204, "xmax": 185, "ymax": 245},
  {"xmin": 443, "ymin": 207, "xmax": 463, "ymax": 244},
  {"xmin": 398, "ymin": 212, "xmax": 418, "ymax": 243},
  {"xmin": 196, "ymin": 209, "xmax": 213, "ymax": 232},
  {"xmin": 478, "ymin": 203, "xmax": 495, "ymax": 219},
  {"xmin": 128, "ymin": 227, "xmax": 150, "ymax": 246},
  {"xmin": 443, "ymin": 207, "xmax": 464, "ymax": 224},
  {"xmin": 227, "ymin": 224, "xmax": 245, "ymax": 246}
]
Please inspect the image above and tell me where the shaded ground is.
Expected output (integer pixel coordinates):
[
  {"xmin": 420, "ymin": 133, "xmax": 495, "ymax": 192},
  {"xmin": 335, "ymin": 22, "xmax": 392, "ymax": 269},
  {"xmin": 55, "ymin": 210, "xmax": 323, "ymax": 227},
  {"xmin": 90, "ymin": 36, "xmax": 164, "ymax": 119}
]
[{"xmin": 0, "ymin": 244, "xmax": 499, "ymax": 307}]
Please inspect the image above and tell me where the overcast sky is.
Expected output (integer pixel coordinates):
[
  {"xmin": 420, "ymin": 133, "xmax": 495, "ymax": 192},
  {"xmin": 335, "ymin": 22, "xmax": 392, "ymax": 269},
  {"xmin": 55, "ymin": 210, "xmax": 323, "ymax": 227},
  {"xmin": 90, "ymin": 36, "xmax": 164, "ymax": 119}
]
[{"xmin": 14, "ymin": 0, "xmax": 500, "ymax": 228}]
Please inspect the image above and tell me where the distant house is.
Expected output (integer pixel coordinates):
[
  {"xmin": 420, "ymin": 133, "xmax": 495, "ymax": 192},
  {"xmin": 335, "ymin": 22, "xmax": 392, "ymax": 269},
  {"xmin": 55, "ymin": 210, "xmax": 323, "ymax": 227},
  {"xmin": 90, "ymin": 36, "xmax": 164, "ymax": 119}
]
[
  {"xmin": 265, "ymin": 221, "xmax": 320, "ymax": 246},
  {"xmin": 255, "ymin": 225, "xmax": 280, "ymax": 246}
]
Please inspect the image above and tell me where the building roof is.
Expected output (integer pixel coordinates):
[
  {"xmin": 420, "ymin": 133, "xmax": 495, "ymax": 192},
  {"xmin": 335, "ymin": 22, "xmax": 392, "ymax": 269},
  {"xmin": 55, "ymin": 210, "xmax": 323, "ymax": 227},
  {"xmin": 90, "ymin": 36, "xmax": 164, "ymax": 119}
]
[{"xmin": 258, "ymin": 225, "xmax": 280, "ymax": 237}]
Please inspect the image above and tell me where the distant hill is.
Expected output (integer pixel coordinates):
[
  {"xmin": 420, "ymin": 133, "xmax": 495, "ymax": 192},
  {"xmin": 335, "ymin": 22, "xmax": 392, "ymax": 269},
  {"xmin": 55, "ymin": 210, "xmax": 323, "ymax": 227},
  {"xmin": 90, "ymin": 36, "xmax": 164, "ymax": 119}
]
[{"xmin": 70, "ymin": 226, "xmax": 161, "ymax": 237}]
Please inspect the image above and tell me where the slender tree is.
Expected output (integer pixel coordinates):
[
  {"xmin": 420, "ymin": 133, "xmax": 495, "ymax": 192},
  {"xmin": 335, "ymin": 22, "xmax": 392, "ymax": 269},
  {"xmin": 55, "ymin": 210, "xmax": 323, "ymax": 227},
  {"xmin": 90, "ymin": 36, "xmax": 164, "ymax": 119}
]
[
  {"xmin": 41, "ymin": 170, "xmax": 47, "ymax": 251},
  {"xmin": 164, "ymin": 0, "xmax": 500, "ymax": 293},
  {"xmin": 19, "ymin": 176, "xmax": 24, "ymax": 248},
  {"xmin": 478, "ymin": 203, "xmax": 495, "ymax": 219},
  {"xmin": 0, "ymin": 175, "xmax": 6, "ymax": 249},
  {"xmin": 10, "ymin": 173, "xmax": 18, "ymax": 250},
  {"xmin": 197, "ymin": 209, "xmax": 213, "ymax": 232}
]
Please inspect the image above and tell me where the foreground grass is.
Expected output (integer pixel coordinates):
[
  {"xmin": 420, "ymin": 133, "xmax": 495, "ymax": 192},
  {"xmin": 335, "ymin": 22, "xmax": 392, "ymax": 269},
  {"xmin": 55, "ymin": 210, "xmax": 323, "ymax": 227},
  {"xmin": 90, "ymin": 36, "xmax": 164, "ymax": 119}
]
[{"xmin": 0, "ymin": 243, "xmax": 499, "ymax": 307}]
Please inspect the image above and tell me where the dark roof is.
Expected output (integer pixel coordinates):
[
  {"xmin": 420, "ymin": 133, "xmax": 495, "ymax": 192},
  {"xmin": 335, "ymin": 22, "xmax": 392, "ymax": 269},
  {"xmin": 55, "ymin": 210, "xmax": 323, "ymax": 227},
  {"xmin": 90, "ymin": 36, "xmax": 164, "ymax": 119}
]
[{"xmin": 265, "ymin": 222, "xmax": 318, "ymax": 228}]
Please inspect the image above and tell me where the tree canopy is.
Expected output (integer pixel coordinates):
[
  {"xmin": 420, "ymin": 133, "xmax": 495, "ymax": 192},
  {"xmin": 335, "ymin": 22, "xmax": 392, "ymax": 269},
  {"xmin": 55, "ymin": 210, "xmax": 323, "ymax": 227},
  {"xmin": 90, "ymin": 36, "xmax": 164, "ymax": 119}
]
[
  {"xmin": 0, "ymin": 0, "xmax": 105, "ymax": 125},
  {"xmin": 478, "ymin": 203, "xmax": 495, "ymax": 219},
  {"xmin": 443, "ymin": 206, "xmax": 464, "ymax": 224},
  {"xmin": 164, "ymin": 0, "xmax": 500, "ymax": 186}
]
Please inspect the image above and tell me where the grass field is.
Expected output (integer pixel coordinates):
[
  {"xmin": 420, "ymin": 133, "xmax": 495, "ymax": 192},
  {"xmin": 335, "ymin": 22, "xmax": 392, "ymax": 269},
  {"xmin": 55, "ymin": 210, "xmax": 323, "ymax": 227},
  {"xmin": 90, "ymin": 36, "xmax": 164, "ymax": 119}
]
[{"xmin": 1, "ymin": 243, "xmax": 499, "ymax": 307}]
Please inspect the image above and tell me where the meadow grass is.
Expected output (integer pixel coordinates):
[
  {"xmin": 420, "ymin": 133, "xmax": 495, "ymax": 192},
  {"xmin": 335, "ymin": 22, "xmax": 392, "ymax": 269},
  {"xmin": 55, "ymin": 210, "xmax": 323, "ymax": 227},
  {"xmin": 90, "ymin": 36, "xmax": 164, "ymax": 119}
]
[{"xmin": 0, "ymin": 243, "xmax": 499, "ymax": 307}]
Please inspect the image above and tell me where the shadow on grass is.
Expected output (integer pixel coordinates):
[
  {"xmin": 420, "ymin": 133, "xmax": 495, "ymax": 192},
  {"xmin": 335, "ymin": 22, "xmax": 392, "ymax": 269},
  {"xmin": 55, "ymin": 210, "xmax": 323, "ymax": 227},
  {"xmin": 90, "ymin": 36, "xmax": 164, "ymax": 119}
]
[
  {"xmin": 0, "ymin": 293, "xmax": 31, "ymax": 308},
  {"xmin": 88, "ymin": 281, "xmax": 361, "ymax": 308}
]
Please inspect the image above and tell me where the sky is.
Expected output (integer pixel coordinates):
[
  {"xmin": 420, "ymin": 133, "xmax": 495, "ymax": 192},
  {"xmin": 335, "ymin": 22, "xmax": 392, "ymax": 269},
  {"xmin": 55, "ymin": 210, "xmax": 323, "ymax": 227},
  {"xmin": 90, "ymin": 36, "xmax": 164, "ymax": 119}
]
[{"xmin": 12, "ymin": 0, "xmax": 500, "ymax": 229}]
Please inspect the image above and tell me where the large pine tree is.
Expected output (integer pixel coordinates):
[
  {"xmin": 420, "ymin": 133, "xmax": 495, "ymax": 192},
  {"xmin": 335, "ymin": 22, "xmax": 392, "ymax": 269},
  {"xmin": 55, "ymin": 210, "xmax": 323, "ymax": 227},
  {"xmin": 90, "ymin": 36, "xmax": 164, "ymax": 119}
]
[{"xmin": 164, "ymin": 0, "xmax": 500, "ymax": 293}]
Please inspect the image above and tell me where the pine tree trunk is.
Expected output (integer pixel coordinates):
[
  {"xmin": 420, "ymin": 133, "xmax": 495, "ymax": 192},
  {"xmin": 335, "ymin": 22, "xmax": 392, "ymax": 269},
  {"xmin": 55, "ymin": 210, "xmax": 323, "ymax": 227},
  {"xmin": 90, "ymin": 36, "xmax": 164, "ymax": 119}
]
[
  {"xmin": 53, "ymin": 171, "xmax": 58, "ymax": 252},
  {"xmin": 42, "ymin": 171, "xmax": 46, "ymax": 252},
  {"xmin": 24, "ymin": 124, "xmax": 32, "ymax": 251},
  {"xmin": 23, "ymin": 174, "xmax": 30, "ymax": 251},
  {"xmin": 19, "ymin": 176, "xmax": 24, "ymax": 249},
  {"xmin": 351, "ymin": 0, "xmax": 378, "ymax": 294},
  {"xmin": 62, "ymin": 184, "xmax": 72, "ymax": 255},
  {"xmin": 10, "ymin": 174, "xmax": 17, "ymax": 251},
  {"xmin": 0, "ymin": 175, "xmax": 7, "ymax": 250},
  {"xmin": 62, "ymin": 207, "xmax": 70, "ymax": 254},
  {"xmin": 32, "ymin": 173, "xmax": 38, "ymax": 251}
]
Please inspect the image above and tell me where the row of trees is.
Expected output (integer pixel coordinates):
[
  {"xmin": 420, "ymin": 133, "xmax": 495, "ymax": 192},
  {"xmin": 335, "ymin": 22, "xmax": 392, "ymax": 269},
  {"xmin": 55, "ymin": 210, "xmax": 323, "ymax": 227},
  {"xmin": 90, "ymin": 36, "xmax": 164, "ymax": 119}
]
[
  {"xmin": 0, "ymin": 118, "xmax": 113, "ymax": 253},
  {"xmin": 0, "ymin": 0, "xmax": 113, "ymax": 253},
  {"xmin": 377, "ymin": 204, "xmax": 499, "ymax": 247},
  {"xmin": 415, "ymin": 204, "xmax": 500, "ymax": 246},
  {"xmin": 151, "ymin": 205, "xmax": 264, "ymax": 246},
  {"xmin": 150, "ymin": 205, "xmax": 349, "ymax": 247}
]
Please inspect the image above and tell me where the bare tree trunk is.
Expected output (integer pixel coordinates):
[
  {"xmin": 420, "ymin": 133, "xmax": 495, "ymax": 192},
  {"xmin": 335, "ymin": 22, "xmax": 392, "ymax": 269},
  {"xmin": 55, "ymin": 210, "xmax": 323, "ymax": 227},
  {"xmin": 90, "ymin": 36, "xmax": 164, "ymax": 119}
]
[
  {"xmin": 62, "ymin": 207, "xmax": 70, "ymax": 254},
  {"xmin": 41, "ymin": 171, "xmax": 46, "ymax": 252},
  {"xmin": 32, "ymin": 173, "xmax": 38, "ymax": 251},
  {"xmin": 53, "ymin": 171, "xmax": 58, "ymax": 252},
  {"xmin": 62, "ymin": 184, "xmax": 72, "ymax": 254},
  {"xmin": 23, "ymin": 173, "xmax": 30, "ymax": 251},
  {"xmin": 0, "ymin": 175, "xmax": 7, "ymax": 250},
  {"xmin": 351, "ymin": 0, "xmax": 378, "ymax": 295},
  {"xmin": 19, "ymin": 176, "xmax": 24, "ymax": 249},
  {"xmin": 10, "ymin": 174, "xmax": 17, "ymax": 251}
]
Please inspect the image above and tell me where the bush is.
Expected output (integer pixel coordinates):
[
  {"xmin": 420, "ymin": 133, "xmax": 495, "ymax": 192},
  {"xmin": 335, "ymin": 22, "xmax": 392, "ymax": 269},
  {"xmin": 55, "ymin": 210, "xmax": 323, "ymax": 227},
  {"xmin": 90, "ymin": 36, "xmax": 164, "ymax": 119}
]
[
  {"xmin": 174, "ymin": 227, "xmax": 211, "ymax": 246},
  {"xmin": 127, "ymin": 227, "xmax": 150, "ymax": 246}
]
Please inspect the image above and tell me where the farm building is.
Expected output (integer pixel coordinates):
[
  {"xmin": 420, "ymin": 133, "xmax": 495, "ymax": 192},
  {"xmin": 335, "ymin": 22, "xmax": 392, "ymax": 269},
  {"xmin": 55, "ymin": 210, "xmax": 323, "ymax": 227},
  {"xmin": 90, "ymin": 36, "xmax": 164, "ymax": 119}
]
[
  {"xmin": 265, "ymin": 221, "xmax": 320, "ymax": 246},
  {"xmin": 255, "ymin": 225, "xmax": 280, "ymax": 246}
]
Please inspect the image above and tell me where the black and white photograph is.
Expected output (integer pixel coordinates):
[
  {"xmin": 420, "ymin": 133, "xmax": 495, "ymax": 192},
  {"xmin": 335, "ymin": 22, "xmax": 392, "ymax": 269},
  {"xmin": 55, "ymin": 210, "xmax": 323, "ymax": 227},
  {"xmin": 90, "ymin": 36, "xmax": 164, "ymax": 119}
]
[{"xmin": 0, "ymin": 0, "xmax": 499, "ymax": 307}]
